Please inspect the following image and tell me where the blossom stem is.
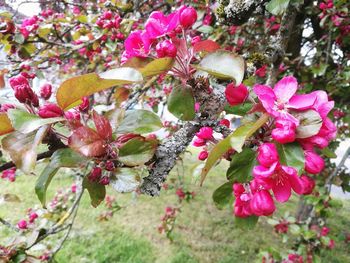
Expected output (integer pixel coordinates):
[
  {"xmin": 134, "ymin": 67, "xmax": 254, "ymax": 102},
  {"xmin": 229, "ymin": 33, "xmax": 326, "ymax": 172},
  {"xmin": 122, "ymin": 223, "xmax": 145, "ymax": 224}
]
[{"xmin": 247, "ymin": 113, "xmax": 270, "ymax": 138}]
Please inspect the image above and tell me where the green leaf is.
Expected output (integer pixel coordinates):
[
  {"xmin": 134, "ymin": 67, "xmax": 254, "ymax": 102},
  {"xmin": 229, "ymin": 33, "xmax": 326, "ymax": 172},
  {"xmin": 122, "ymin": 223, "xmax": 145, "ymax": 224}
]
[
  {"xmin": 235, "ymin": 216, "xmax": 259, "ymax": 229},
  {"xmin": 124, "ymin": 57, "xmax": 174, "ymax": 78},
  {"xmin": 14, "ymin": 33, "xmax": 25, "ymax": 44},
  {"xmin": 118, "ymin": 137, "xmax": 157, "ymax": 166},
  {"xmin": 110, "ymin": 168, "xmax": 142, "ymax": 193},
  {"xmin": 195, "ymin": 51, "xmax": 245, "ymax": 84},
  {"xmin": 57, "ymin": 68, "xmax": 143, "ymax": 110},
  {"xmin": 7, "ymin": 109, "xmax": 65, "ymax": 134},
  {"xmin": 266, "ymin": 0, "xmax": 290, "ymax": 15},
  {"xmin": 168, "ymin": 86, "xmax": 195, "ymax": 121},
  {"xmin": 321, "ymin": 147, "xmax": 337, "ymax": 158},
  {"xmin": 2, "ymin": 126, "xmax": 48, "ymax": 174},
  {"xmin": 289, "ymin": 224, "xmax": 301, "ymax": 235},
  {"xmin": 35, "ymin": 148, "xmax": 87, "ymax": 206},
  {"xmin": 117, "ymin": 109, "xmax": 163, "ymax": 134},
  {"xmin": 200, "ymin": 114, "xmax": 269, "ymax": 185},
  {"xmin": 83, "ymin": 177, "xmax": 106, "ymax": 208},
  {"xmin": 276, "ymin": 142, "xmax": 305, "ymax": 175},
  {"xmin": 293, "ymin": 110, "xmax": 322, "ymax": 138},
  {"xmin": 212, "ymin": 182, "xmax": 234, "ymax": 210},
  {"xmin": 224, "ymin": 103, "xmax": 253, "ymax": 116},
  {"xmin": 196, "ymin": 25, "xmax": 214, "ymax": 34},
  {"xmin": 226, "ymin": 148, "xmax": 257, "ymax": 183}
]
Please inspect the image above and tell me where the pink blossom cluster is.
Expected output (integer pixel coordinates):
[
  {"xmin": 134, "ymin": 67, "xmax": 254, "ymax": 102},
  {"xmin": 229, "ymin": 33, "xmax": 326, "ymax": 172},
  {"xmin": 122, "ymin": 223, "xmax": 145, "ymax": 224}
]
[
  {"xmin": 20, "ymin": 16, "xmax": 41, "ymax": 38},
  {"xmin": 1, "ymin": 168, "xmax": 16, "ymax": 182},
  {"xmin": 17, "ymin": 210, "xmax": 39, "ymax": 230},
  {"xmin": 122, "ymin": 5, "xmax": 197, "ymax": 62},
  {"xmin": 193, "ymin": 127, "xmax": 214, "ymax": 161}
]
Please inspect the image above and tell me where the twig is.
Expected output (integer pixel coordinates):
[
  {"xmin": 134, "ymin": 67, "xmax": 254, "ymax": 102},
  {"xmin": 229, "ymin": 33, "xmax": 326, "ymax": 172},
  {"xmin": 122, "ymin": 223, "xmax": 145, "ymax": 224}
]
[
  {"xmin": 0, "ymin": 217, "xmax": 19, "ymax": 232},
  {"xmin": 326, "ymin": 146, "xmax": 350, "ymax": 193}
]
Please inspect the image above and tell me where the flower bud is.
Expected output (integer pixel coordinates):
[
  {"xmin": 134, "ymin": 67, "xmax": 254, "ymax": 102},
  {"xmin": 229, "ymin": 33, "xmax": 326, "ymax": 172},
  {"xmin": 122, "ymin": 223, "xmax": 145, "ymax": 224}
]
[
  {"xmin": 192, "ymin": 138, "xmax": 206, "ymax": 147},
  {"xmin": 257, "ymin": 143, "xmax": 279, "ymax": 167},
  {"xmin": 105, "ymin": 160, "xmax": 115, "ymax": 171},
  {"xmin": 198, "ymin": 150, "xmax": 208, "ymax": 161},
  {"xmin": 88, "ymin": 167, "xmax": 102, "ymax": 182},
  {"xmin": 179, "ymin": 6, "xmax": 197, "ymax": 28},
  {"xmin": 321, "ymin": 226, "xmax": 330, "ymax": 236},
  {"xmin": 29, "ymin": 212, "xmax": 38, "ymax": 223},
  {"xmin": 156, "ymin": 40, "xmax": 177, "ymax": 58},
  {"xmin": 9, "ymin": 75, "xmax": 39, "ymax": 106},
  {"xmin": 272, "ymin": 119, "xmax": 296, "ymax": 144},
  {"xmin": 38, "ymin": 103, "xmax": 64, "ymax": 118},
  {"xmin": 196, "ymin": 127, "xmax": 213, "ymax": 140},
  {"xmin": 0, "ymin": 104, "xmax": 15, "ymax": 113},
  {"xmin": 219, "ymin": 119, "xmax": 230, "ymax": 128},
  {"xmin": 225, "ymin": 83, "xmax": 248, "ymax": 106},
  {"xmin": 40, "ymin": 83, "xmax": 52, "ymax": 100},
  {"xmin": 17, "ymin": 219, "xmax": 28, "ymax": 230},
  {"xmin": 79, "ymin": 97, "xmax": 90, "ymax": 112},
  {"xmin": 300, "ymin": 175, "xmax": 315, "ymax": 195},
  {"xmin": 250, "ymin": 190, "xmax": 276, "ymax": 216},
  {"xmin": 99, "ymin": 176, "xmax": 110, "ymax": 185},
  {"xmin": 305, "ymin": 151, "xmax": 325, "ymax": 174}
]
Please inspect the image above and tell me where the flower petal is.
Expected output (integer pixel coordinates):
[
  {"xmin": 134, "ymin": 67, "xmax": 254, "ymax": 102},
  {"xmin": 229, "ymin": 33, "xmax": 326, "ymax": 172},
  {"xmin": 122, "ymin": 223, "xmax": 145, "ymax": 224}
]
[
  {"xmin": 273, "ymin": 76, "xmax": 298, "ymax": 103},
  {"xmin": 272, "ymin": 179, "xmax": 291, "ymax": 203},
  {"xmin": 253, "ymin": 162, "xmax": 277, "ymax": 178},
  {"xmin": 253, "ymin": 84, "xmax": 275, "ymax": 98},
  {"xmin": 288, "ymin": 93, "xmax": 316, "ymax": 110},
  {"xmin": 282, "ymin": 166, "xmax": 304, "ymax": 195}
]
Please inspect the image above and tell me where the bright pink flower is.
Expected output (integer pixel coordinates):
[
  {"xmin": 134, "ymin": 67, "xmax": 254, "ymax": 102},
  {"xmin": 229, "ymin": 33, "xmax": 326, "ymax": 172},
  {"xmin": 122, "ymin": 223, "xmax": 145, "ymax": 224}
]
[
  {"xmin": 300, "ymin": 175, "xmax": 315, "ymax": 195},
  {"xmin": 196, "ymin": 127, "xmax": 213, "ymax": 140},
  {"xmin": 9, "ymin": 76, "xmax": 39, "ymax": 107},
  {"xmin": 20, "ymin": 16, "xmax": 39, "ymax": 38},
  {"xmin": 71, "ymin": 184, "xmax": 77, "ymax": 193},
  {"xmin": 38, "ymin": 104, "xmax": 64, "ymax": 118},
  {"xmin": 233, "ymin": 183, "xmax": 253, "ymax": 218},
  {"xmin": 156, "ymin": 40, "xmax": 177, "ymax": 58},
  {"xmin": 254, "ymin": 76, "xmax": 316, "ymax": 125},
  {"xmin": 124, "ymin": 30, "xmax": 151, "ymax": 59},
  {"xmin": 304, "ymin": 151, "xmax": 324, "ymax": 174},
  {"xmin": 203, "ymin": 13, "xmax": 213, "ymax": 25},
  {"xmin": 17, "ymin": 219, "xmax": 28, "ymax": 230},
  {"xmin": 40, "ymin": 83, "xmax": 52, "ymax": 100},
  {"xmin": 257, "ymin": 143, "xmax": 279, "ymax": 167},
  {"xmin": 198, "ymin": 150, "xmax": 208, "ymax": 161},
  {"xmin": 308, "ymin": 90, "xmax": 334, "ymax": 119},
  {"xmin": 321, "ymin": 226, "xmax": 330, "ymax": 236},
  {"xmin": 1, "ymin": 168, "xmax": 16, "ymax": 182},
  {"xmin": 250, "ymin": 190, "xmax": 276, "ymax": 216},
  {"xmin": 328, "ymin": 239, "xmax": 335, "ymax": 249},
  {"xmin": 29, "ymin": 212, "xmax": 38, "ymax": 223},
  {"xmin": 272, "ymin": 118, "xmax": 296, "ymax": 144},
  {"xmin": 194, "ymin": 102, "xmax": 200, "ymax": 112},
  {"xmin": 225, "ymin": 83, "xmax": 248, "ymax": 106},
  {"xmin": 179, "ymin": 6, "xmax": 197, "ymax": 28}
]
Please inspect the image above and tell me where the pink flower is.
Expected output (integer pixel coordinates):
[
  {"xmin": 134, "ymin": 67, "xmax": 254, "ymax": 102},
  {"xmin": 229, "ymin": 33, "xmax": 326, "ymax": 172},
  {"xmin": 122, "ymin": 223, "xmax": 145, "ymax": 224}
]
[
  {"xmin": 225, "ymin": 83, "xmax": 248, "ymax": 106},
  {"xmin": 253, "ymin": 143, "xmax": 303, "ymax": 203},
  {"xmin": 1, "ymin": 168, "xmax": 16, "ymax": 182},
  {"xmin": 328, "ymin": 239, "xmax": 335, "ymax": 249},
  {"xmin": 308, "ymin": 90, "xmax": 334, "ymax": 120},
  {"xmin": 271, "ymin": 119, "xmax": 296, "ymax": 144},
  {"xmin": 193, "ymin": 138, "xmax": 206, "ymax": 147},
  {"xmin": 198, "ymin": 150, "xmax": 208, "ymax": 161},
  {"xmin": 20, "ymin": 16, "xmax": 39, "ymax": 38},
  {"xmin": 257, "ymin": 143, "xmax": 279, "ymax": 167},
  {"xmin": 123, "ymin": 30, "xmax": 151, "ymax": 59},
  {"xmin": 233, "ymin": 183, "xmax": 253, "ymax": 218},
  {"xmin": 17, "ymin": 219, "xmax": 28, "ymax": 230},
  {"xmin": 191, "ymin": 36, "xmax": 201, "ymax": 45},
  {"xmin": 300, "ymin": 175, "xmax": 315, "ymax": 195},
  {"xmin": 71, "ymin": 184, "xmax": 77, "ymax": 193},
  {"xmin": 38, "ymin": 104, "xmax": 64, "ymax": 118},
  {"xmin": 29, "ymin": 212, "xmax": 38, "ymax": 223},
  {"xmin": 254, "ymin": 76, "xmax": 316, "ymax": 125},
  {"xmin": 156, "ymin": 40, "xmax": 177, "ymax": 58},
  {"xmin": 179, "ymin": 6, "xmax": 197, "ymax": 28},
  {"xmin": 196, "ymin": 127, "xmax": 213, "ymax": 140},
  {"xmin": 250, "ymin": 190, "xmax": 276, "ymax": 216},
  {"xmin": 9, "ymin": 75, "xmax": 39, "ymax": 106},
  {"xmin": 304, "ymin": 151, "xmax": 324, "ymax": 174},
  {"xmin": 194, "ymin": 102, "xmax": 200, "ymax": 112},
  {"xmin": 64, "ymin": 110, "xmax": 80, "ymax": 121},
  {"xmin": 0, "ymin": 104, "xmax": 15, "ymax": 113},
  {"xmin": 40, "ymin": 83, "xmax": 52, "ymax": 100}
]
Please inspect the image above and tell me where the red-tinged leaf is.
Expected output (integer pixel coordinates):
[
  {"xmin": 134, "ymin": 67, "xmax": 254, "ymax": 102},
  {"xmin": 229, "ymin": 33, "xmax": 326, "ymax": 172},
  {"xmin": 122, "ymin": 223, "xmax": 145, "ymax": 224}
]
[
  {"xmin": 92, "ymin": 110, "xmax": 112, "ymax": 140},
  {"xmin": 68, "ymin": 126, "xmax": 106, "ymax": 157},
  {"xmin": 0, "ymin": 113, "xmax": 14, "ymax": 135},
  {"xmin": 193, "ymin": 40, "xmax": 220, "ymax": 53}
]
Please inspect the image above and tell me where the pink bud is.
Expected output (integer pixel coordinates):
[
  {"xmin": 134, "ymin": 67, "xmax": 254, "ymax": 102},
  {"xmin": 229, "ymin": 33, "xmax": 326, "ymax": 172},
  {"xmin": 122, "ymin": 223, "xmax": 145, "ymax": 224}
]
[
  {"xmin": 71, "ymin": 184, "xmax": 77, "ymax": 193},
  {"xmin": 328, "ymin": 239, "xmax": 335, "ymax": 249},
  {"xmin": 193, "ymin": 138, "xmax": 206, "ymax": 147},
  {"xmin": 64, "ymin": 110, "xmax": 80, "ymax": 121},
  {"xmin": 0, "ymin": 104, "xmax": 15, "ymax": 113},
  {"xmin": 257, "ymin": 143, "xmax": 279, "ymax": 167},
  {"xmin": 250, "ymin": 190, "xmax": 276, "ymax": 216},
  {"xmin": 17, "ymin": 219, "xmax": 28, "ymax": 230},
  {"xmin": 29, "ymin": 212, "xmax": 38, "ymax": 223},
  {"xmin": 105, "ymin": 160, "xmax": 115, "ymax": 171},
  {"xmin": 9, "ymin": 75, "xmax": 38, "ymax": 106},
  {"xmin": 272, "ymin": 119, "xmax": 296, "ymax": 144},
  {"xmin": 156, "ymin": 40, "xmax": 177, "ymax": 58},
  {"xmin": 179, "ymin": 6, "xmax": 197, "ymax": 28},
  {"xmin": 99, "ymin": 176, "xmax": 110, "ymax": 185},
  {"xmin": 176, "ymin": 188, "xmax": 185, "ymax": 199},
  {"xmin": 196, "ymin": 127, "xmax": 213, "ymax": 140},
  {"xmin": 191, "ymin": 36, "xmax": 201, "ymax": 45},
  {"xmin": 300, "ymin": 175, "xmax": 315, "ymax": 195},
  {"xmin": 219, "ymin": 119, "xmax": 230, "ymax": 128},
  {"xmin": 38, "ymin": 103, "xmax": 64, "ymax": 118},
  {"xmin": 40, "ymin": 84, "xmax": 52, "ymax": 100},
  {"xmin": 225, "ymin": 83, "xmax": 248, "ymax": 106},
  {"xmin": 305, "ymin": 151, "xmax": 324, "ymax": 174},
  {"xmin": 198, "ymin": 150, "xmax": 208, "ymax": 161},
  {"xmin": 232, "ymin": 183, "xmax": 245, "ymax": 196},
  {"xmin": 88, "ymin": 167, "xmax": 102, "ymax": 182},
  {"xmin": 321, "ymin": 226, "xmax": 330, "ymax": 236}
]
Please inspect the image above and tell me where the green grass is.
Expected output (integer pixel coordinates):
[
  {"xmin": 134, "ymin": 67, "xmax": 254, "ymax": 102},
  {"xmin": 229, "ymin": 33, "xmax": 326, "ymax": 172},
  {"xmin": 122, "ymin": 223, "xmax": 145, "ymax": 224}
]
[{"xmin": 1, "ymin": 150, "xmax": 350, "ymax": 263}]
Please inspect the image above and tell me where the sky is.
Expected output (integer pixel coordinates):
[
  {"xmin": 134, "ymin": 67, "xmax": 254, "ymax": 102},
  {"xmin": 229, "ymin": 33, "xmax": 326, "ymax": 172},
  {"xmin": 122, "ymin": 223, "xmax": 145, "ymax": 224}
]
[{"xmin": 5, "ymin": 0, "xmax": 40, "ymax": 16}]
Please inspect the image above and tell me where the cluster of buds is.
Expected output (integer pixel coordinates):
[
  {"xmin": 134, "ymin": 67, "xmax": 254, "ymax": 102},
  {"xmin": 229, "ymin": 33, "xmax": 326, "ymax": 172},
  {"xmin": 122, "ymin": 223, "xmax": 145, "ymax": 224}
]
[
  {"xmin": 158, "ymin": 206, "xmax": 180, "ymax": 238},
  {"xmin": 265, "ymin": 16, "xmax": 280, "ymax": 34},
  {"xmin": 96, "ymin": 11, "xmax": 122, "ymax": 30},
  {"xmin": 20, "ymin": 15, "xmax": 41, "ymax": 38},
  {"xmin": 98, "ymin": 195, "xmax": 122, "ymax": 221},
  {"xmin": 16, "ymin": 210, "xmax": 39, "ymax": 230},
  {"xmin": 175, "ymin": 187, "xmax": 195, "ymax": 202},
  {"xmin": 193, "ymin": 127, "xmax": 214, "ymax": 161},
  {"xmin": 9, "ymin": 75, "xmax": 39, "ymax": 107},
  {"xmin": 1, "ymin": 168, "xmax": 16, "ymax": 182}
]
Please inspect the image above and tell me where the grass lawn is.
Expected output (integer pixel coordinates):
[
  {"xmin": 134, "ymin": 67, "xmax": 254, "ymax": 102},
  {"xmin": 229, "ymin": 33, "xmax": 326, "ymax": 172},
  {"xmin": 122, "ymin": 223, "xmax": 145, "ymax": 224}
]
[{"xmin": 1, "ymin": 149, "xmax": 349, "ymax": 263}]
